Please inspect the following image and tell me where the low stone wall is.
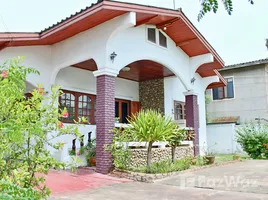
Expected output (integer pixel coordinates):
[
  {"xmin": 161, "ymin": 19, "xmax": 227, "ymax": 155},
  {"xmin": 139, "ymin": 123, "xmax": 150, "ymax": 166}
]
[
  {"xmin": 129, "ymin": 145, "xmax": 194, "ymax": 168},
  {"xmin": 111, "ymin": 160, "xmax": 242, "ymax": 183}
]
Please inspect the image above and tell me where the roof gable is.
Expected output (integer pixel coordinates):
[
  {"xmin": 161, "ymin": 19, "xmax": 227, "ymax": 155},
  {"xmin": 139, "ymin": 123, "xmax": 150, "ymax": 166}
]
[{"xmin": 0, "ymin": 0, "xmax": 224, "ymax": 80}]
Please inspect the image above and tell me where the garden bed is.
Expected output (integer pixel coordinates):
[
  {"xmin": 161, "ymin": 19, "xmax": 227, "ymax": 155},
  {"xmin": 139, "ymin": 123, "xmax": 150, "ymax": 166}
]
[
  {"xmin": 110, "ymin": 159, "xmax": 243, "ymax": 183},
  {"xmin": 129, "ymin": 145, "xmax": 193, "ymax": 168}
]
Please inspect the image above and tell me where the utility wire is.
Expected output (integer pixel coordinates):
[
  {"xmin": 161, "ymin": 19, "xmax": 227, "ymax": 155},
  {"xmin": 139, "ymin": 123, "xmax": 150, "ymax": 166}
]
[{"xmin": 0, "ymin": 13, "xmax": 13, "ymax": 46}]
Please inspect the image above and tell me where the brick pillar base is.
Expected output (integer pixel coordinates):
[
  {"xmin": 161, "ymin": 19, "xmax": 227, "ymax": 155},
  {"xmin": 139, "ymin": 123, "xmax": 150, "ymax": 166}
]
[
  {"xmin": 185, "ymin": 93, "xmax": 199, "ymax": 155},
  {"xmin": 96, "ymin": 75, "xmax": 115, "ymax": 174}
]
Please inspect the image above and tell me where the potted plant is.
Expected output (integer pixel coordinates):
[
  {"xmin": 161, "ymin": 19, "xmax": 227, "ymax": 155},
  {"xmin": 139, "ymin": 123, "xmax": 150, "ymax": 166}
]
[
  {"xmin": 69, "ymin": 149, "xmax": 76, "ymax": 156},
  {"xmin": 85, "ymin": 139, "xmax": 96, "ymax": 167},
  {"xmin": 233, "ymin": 151, "xmax": 241, "ymax": 160},
  {"xmin": 203, "ymin": 152, "xmax": 215, "ymax": 164},
  {"xmin": 203, "ymin": 143, "xmax": 216, "ymax": 165}
]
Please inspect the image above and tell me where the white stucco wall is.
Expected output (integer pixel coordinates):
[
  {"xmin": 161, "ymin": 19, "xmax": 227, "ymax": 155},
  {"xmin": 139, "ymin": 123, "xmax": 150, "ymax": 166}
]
[
  {"xmin": 0, "ymin": 46, "xmax": 52, "ymax": 90},
  {"xmin": 109, "ymin": 25, "xmax": 190, "ymax": 90},
  {"xmin": 164, "ymin": 76, "xmax": 186, "ymax": 119},
  {"xmin": 55, "ymin": 66, "xmax": 139, "ymax": 101},
  {"xmin": 0, "ymin": 11, "xmax": 218, "ymax": 160}
]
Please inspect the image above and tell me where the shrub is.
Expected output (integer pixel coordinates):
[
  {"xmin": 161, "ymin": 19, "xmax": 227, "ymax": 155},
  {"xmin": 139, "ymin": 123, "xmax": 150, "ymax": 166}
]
[
  {"xmin": 105, "ymin": 127, "xmax": 133, "ymax": 169},
  {"xmin": 236, "ymin": 121, "xmax": 268, "ymax": 159},
  {"xmin": 85, "ymin": 139, "xmax": 96, "ymax": 166},
  {"xmin": 128, "ymin": 110, "xmax": 176, "ymax": 168},
  {"xmin": 167, "ymin": 127, "xmax": 186, "ymax": 163},
  {"xmin": 0, "ymin": 57, "xmax": 85, "ymax": 199},
  {"xmin": 0, "ymin": 180, "xmax": 43, "ymax": 200}
]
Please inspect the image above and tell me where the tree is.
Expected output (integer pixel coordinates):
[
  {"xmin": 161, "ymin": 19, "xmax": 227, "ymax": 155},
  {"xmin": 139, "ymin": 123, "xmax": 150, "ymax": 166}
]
[
  {"xmin": 198, "ymin": 0, "xmax": 254, "ymax": 21},
  {"xmin": 0, "ymin": 57, "xmax": 86, "ymax": 199},
  {"xmin": 167, "ymin": 127, "xmax": 186, "ymax": 163},
  {"xmin": 128, "ymin": 110, "xmax": 175, "ymax": 169}
]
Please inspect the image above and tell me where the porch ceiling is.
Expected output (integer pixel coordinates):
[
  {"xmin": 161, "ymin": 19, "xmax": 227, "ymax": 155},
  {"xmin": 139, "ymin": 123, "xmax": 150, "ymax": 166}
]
[
  {"xmin": 0, "ymin": 0, "xmax": 224, "ymax": 79},
  {"xmin": 118, "ymin": 60, "xmax": 174, "ymax": 82},
  {"xmin": 72, "ymin": 59, "xmax": 175, "ymax": 82}
]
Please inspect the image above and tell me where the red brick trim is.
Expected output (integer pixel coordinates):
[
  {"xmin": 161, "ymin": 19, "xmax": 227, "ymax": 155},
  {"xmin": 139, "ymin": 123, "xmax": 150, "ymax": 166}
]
[{"xmin": 96, "ymin": 75, "xmax": 115, "ymax": 174}]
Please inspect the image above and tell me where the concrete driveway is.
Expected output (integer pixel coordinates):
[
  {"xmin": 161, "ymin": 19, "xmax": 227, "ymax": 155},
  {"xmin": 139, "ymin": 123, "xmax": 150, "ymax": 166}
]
[{"xmin": 51, "ymin": 160, "xmax": 268, "ymax": 200}]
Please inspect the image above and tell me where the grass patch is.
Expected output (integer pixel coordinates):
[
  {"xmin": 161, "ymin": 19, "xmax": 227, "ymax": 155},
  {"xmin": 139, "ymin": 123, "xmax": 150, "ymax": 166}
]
[
  {"xmin": 130, "ymin": 159, "xmax": 191, "ymax": 174},
  {"xmin": 127, "ymin": 154, "xmax": 250, "ymax": 175},
  {"xmin": 215, "ymin": 154, "xmax": 249, "ymax": 163}
]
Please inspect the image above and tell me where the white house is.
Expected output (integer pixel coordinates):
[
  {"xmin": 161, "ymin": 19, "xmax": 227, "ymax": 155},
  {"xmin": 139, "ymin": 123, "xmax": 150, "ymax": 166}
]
[{"xmin": 0, "ymin": 0, "xmax": 225, "ymax": 174}]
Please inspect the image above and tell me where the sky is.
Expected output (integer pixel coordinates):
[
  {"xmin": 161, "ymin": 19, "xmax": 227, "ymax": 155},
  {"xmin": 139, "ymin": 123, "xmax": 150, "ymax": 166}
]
[{"xmin": 0, "ymin": 0, "xmax": 267, "ymax": 65}]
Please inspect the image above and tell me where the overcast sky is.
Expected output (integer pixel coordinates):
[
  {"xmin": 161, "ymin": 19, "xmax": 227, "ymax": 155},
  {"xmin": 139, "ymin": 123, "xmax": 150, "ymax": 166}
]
[{"xmin": 0, "ymin": 0, "xmax": 267, "ymax": 65}]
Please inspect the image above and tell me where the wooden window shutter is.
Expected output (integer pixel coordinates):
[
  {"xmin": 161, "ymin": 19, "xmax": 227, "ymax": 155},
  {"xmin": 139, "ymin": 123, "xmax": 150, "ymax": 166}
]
[{"xmin": 130, "ymin": 101, "xmax": 141, "ymax": 116}]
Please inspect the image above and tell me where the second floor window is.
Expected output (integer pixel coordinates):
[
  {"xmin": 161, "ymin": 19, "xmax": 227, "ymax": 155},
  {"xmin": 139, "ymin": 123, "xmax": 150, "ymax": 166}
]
[
  {"xmin": 147, "ymin": 28, "xmax": 156, "ymax": 43},
  {"xmin": 159, "ymin": 31, "xmax": 167, "ymax": 48},
  {"xmin": 212, "ymin": 77, "xmax": 234, "ymax": 100},
  {"xmin": 147, "ymin": 28, "xmax": 167, "ymax": 48}
]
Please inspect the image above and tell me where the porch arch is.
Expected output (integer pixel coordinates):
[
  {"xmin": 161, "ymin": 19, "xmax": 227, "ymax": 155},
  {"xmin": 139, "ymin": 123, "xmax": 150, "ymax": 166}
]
[
  {"xmin": 50, "ymin": 58, "xmax": 100, "ymax": 85},
  {"xmin": 116, "ymin": 56, "xmax": 190, "ymax": 91}
]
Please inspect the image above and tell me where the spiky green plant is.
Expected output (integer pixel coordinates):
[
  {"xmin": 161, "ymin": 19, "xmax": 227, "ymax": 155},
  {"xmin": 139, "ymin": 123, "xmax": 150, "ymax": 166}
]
[
  {"xmin": 128, "ymin": 110, "xmax": 176, "ymax": 169},
  {"xmin": 167, "ymin": 127, "xmax": 186, "ymax": 163}
]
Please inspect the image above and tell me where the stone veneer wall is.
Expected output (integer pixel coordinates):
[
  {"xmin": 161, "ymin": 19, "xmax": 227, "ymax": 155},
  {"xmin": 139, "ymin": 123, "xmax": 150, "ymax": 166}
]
[
  {"xmin": 139, "ymin": 78, "xmax": 164, "ymax": 113},
  {"xmin": 129, "ymin": 146, "xmax": 193, "ymax": 168}
]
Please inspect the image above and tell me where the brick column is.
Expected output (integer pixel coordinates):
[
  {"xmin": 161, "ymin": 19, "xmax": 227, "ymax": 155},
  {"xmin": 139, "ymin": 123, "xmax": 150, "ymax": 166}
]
[
  {"xmin": 184, "ymin": 91, "xmax": 199, "ymax": 155},
  {"xmin": 95, "ymin": 75, "xmax": 115, "ymax": 174}
]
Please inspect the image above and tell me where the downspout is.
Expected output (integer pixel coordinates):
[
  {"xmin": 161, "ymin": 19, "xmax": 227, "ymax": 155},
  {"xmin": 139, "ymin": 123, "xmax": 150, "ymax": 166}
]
[{"xmin": 265, "ymin": 64, "xmax": 268, "ymax": 113}]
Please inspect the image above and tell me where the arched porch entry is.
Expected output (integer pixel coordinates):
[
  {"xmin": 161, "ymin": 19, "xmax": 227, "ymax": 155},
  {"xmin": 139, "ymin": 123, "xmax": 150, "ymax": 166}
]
[{"xmin": 94, "ymin": 59, "xmax": 199, "ymax": 174}]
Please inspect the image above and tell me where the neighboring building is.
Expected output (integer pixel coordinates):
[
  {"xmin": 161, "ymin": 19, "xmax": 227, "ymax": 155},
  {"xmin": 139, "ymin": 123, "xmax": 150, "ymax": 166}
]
[
  {"xmin": 0, "ymin": 0, "xmax": 225, "ymax": 174},
  {"xmin": 207, "ymin": 58, "xmax": 268, "ymax": 124}
]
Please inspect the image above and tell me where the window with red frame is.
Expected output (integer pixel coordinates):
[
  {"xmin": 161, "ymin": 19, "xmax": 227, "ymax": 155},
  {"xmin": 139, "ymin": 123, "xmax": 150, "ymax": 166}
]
[
  {"xmin": 59, "ymin": 90, "xmax": 95, "ymax": 124},
  {"xmin": 174, "ymin": 101, "xmax": 186, "ymax": 120}
]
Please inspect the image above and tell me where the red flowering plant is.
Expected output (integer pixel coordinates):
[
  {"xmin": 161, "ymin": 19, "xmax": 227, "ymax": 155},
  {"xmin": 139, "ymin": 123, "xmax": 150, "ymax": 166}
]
[
  {"xmin": 1, "ymin": 70, "xmax": 8, "ymax": 78},
  {"xmin": 0, "ymin": 57, "xmax": 87, "ymax": 199}
]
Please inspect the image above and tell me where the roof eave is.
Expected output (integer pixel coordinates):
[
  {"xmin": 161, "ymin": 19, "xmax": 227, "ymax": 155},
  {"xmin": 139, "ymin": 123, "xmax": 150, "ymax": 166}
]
[
  {"xmin": 0, "ymin": 0, "xmax": 224, "ymax": 68},
  {"xmin": 221, "ymin": 59, "xmax": 268, "ymax": 71}
]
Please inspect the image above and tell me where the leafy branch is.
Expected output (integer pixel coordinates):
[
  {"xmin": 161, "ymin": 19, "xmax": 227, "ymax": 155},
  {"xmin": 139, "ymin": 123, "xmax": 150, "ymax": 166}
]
[{"xmin": 198, "ymin": 0, "xmax": 254, "ymax": 21}]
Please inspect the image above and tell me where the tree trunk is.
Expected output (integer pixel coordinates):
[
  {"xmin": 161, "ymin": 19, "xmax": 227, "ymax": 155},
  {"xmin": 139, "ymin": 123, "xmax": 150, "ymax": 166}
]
[
  {"xmin": 147, "ymin": 141, "xmax": 153, "ymax": 169},
  {"xmin": 171, "ymin": 146, "xmax": 176, "ymax": 163}
]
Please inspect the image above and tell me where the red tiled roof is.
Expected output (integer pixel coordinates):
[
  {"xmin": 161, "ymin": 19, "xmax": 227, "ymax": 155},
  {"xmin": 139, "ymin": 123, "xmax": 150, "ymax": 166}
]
[{"xmin": 0, "ymin": 0, "xmax": 225, "ymax": 82}]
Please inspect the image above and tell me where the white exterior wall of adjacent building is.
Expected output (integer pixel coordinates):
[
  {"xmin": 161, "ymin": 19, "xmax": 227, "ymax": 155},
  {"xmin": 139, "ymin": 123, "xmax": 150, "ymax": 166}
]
[
  {"xmin": 207, "ymin": 124, "xmax": 245, "ymax": 154},
  {"xmin": 0, "ymin": 11, "xmax": 218, "ymax": 160}
]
